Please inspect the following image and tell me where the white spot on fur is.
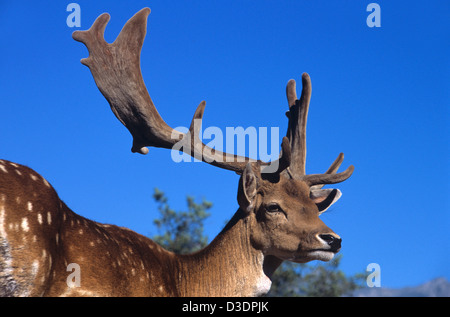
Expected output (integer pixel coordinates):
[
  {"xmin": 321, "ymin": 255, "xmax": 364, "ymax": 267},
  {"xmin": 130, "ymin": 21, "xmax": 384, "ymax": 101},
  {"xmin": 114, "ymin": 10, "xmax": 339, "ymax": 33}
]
[
  {"xmin": 27, "ymin": 201, "xmax": 33, "ymax": 212},
  {"xmin": 47, "ymin": 212, "xmax": 52, "ymax": 225},
  {"xmin": 0, "ymin": 205, "xmax": 6, "ymax": 237},
  {"xmin": 37, "ymin": 213, "xmax": 43, "ymax": 225},
  {"xmin": 0, "ymin": 164, "xmax": 7, "ymax": 173},
  {"xmin": 21, "ymin": 217, "xmax": 29, "ymax": 232},
  {"xmin": 32, "ymin": 260, "xmax": 39, "ymax": 276}
]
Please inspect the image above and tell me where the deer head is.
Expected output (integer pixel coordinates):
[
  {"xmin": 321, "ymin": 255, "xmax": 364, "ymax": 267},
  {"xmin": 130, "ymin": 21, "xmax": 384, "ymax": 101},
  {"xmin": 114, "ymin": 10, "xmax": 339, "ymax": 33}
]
[
  {"xmin": 0, "ymin": 8, "xmax": 353, "ymax": 297},
  {"xmin": 235, "ymin": 75, "xmax": 354, "ymax": 265}
]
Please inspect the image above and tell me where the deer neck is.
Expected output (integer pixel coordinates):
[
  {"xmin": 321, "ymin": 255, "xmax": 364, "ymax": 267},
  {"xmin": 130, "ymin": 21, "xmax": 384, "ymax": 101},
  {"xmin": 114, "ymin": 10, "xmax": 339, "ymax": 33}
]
[{"xmin": 175, "ymin": 208, "xmax": 281, "ymax": 297}]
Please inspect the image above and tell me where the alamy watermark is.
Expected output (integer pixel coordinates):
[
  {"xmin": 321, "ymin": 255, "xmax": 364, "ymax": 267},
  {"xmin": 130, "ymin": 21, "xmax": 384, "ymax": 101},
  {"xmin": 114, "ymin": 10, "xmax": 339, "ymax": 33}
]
[
  {"xmin": 366, "ymin": 3, "xmax": 381, "ymax": 28},
  {"xmin": 170, "ymin": 120, "xmax": 281, "ymax": 173},
  {"xmin": 66, "ymin": 3, "xmax": 81, "ymax": 28},
  {"xmin": 366, "ymin": 263, "xmax": 381, "ymax": 287},
  {"xmin": 66, "ymin": 263, "xmax": 81, "ymax": 288}
]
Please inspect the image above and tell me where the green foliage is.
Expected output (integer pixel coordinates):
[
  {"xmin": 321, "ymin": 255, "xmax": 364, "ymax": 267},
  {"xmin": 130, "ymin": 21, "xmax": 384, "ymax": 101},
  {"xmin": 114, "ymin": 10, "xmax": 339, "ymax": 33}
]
[
  {"xmin": 268, "ymin": 255, "xmax": 365, "ymax": 297},
  {"xmin": 266, "ymin": 262, "xmax": 307, "ymax": 297},
  {"xmin": 152, "ymin": 188, "xmax": 212, "ymax": 254},
  {"xmin": 151, "ymin": 188, "xmax": 365, "ymax": 296}
]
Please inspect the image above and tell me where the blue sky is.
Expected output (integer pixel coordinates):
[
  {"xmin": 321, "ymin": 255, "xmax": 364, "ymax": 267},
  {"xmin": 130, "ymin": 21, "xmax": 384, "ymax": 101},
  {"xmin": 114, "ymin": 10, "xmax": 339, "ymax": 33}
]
[{"xmin": 0, "ymin": 1, "xmax": 448, "ymax": 290}]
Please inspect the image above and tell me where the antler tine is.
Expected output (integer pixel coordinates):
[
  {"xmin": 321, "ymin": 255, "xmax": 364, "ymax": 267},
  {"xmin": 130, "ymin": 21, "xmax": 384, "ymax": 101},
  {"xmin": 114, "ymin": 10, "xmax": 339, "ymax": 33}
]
[
  {"xmin": 310, "ymin": 153, "xmax": 349, "ymax": 190},
  {"xmin": 302, "ymin": 165, "xmax": 354, "ymax": 187},
  {"xmin": 73, "ymin": 8, "xmax": 258, "ymax": 173},
  {"xmin": 72, "ymin": 13, "xmax": 110, "ymax": 66},
  {"xmin": 285, "ymin": 73, "xmax": 311, "ymax": 176},
  {"xmin": 325, "ymin": 152, "xmax": 345, "ymax": 174},
  {"xmin": 312, "ymin": 153, "xmax": 344, "ymax": 190},
  {"xmin": 286, "ymin": 79, "xmax": 297, "ymax": 107}
]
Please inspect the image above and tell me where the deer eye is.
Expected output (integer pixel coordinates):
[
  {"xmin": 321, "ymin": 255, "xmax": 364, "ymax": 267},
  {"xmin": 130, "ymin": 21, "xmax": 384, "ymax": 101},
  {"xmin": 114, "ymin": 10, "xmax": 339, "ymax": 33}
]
[{"xmin": 266, "ymin": 203, "xmax": 283, "ymax": 213}]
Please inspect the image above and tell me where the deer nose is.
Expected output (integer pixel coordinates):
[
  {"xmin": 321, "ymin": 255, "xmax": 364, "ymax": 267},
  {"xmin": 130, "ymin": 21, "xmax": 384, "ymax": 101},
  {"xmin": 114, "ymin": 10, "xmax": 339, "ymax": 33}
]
[{"xmin": 319, "ymin": 234, "xmax": 342, "ymax": 251}]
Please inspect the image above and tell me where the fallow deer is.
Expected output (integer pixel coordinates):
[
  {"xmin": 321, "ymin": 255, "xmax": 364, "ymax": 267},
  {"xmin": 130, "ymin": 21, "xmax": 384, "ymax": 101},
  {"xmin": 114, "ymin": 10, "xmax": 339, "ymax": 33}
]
[{"xmin": 0, "ymin": 8, "xmax": 354, "ymax": 297}]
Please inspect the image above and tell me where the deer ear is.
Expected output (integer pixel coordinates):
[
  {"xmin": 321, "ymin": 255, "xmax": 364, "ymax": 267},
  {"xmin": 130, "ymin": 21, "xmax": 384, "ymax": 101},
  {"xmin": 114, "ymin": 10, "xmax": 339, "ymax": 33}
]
[
  {"xmin": 237, "ymin": 163, "xmax": 258, "ymax": 213},
  {"xmin": 310, "ymin": 188, "xmax": 342, "ymax": 214}
]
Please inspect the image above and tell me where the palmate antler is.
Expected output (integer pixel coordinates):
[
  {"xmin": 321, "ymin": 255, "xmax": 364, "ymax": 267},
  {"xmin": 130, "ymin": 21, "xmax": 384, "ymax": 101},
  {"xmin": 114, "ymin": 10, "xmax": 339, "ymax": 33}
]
[{"xmin": 72, "ymin": 7, "xmax": 353, "ymax": 186}]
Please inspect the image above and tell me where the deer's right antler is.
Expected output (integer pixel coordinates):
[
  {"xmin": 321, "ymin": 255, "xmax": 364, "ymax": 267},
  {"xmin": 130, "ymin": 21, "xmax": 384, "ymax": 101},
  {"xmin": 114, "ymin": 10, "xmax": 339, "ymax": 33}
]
[{"xmin": 72, "ymin": 8, "xmax": 264, "ymax": 174}]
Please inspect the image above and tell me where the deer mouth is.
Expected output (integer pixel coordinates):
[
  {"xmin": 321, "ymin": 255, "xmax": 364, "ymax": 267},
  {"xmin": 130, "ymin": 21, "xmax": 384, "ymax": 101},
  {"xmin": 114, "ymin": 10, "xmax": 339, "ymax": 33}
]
[
  {"xmin": 290, "ymin": 249, "xmax": 336, "ymax": 263},
  {"xmin": 307, "ymin": 250, "xmax": 336, "ymax": 261}
]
